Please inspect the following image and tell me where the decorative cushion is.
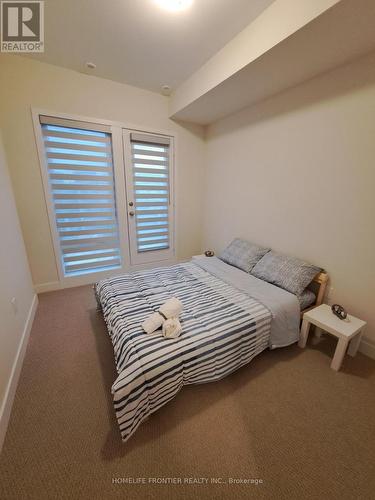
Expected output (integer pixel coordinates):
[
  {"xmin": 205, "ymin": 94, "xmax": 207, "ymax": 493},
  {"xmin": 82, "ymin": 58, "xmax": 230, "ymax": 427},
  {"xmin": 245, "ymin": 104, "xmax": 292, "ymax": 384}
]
[
  {"xmin": 251, "ymin": 251, "xmax": 321, "ymax": 296},
  {"xmin": 219, "ymin": 238, "xmax": 270, "ymax": 273}
]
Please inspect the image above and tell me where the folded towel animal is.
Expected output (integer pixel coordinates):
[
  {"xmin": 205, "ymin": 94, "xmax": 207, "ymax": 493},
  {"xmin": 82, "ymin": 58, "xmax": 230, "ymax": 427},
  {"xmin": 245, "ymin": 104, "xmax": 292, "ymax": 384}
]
[
  {"xmin": 142, "ymin": 297, "xmax": 183, "ymax": 335},
  {"xmin": 159, "ymin": 297, "xmax": 183, "ymax": 319},
  {"xmin": 142, "ymin": 312, "xmax": 164, "ymax": 335},
  {"xmin": 162, "ymin": 317, "xmax": 182, "ymax": 339}
]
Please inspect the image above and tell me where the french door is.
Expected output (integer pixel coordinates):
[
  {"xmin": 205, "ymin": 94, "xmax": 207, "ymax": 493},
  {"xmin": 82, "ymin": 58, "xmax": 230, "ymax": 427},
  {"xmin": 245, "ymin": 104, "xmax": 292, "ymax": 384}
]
[
  {"xmin": 35, "ymin": 111, "xmax": 175, "ymax": 287},
  {"xmin": 122, "ymin": 129, "xmax": 175, "ymax": 266}
]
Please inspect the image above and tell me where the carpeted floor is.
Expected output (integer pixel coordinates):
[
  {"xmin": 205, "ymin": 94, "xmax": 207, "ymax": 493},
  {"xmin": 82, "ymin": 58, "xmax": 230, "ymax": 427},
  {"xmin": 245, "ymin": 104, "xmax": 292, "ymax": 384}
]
[{"xmin": 0, "ymin": 285, "xmax": 375, "ymax": 500}]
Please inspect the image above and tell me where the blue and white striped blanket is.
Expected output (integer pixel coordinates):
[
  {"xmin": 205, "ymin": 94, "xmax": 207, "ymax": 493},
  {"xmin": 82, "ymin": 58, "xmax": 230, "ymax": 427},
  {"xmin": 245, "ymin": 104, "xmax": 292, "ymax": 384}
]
[{"xmin": 95, "ymin": 262, "xmax": 272, "ymax": 442}]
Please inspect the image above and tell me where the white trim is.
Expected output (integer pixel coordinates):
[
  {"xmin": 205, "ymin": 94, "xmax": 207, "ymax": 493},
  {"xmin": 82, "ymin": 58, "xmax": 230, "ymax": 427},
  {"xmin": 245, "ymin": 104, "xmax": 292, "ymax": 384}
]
[
  {"xmin": 34, "ymin": 281, "xmax": 61, "ymax": 293},
  {"xmin": 33, "ymin": 257, "xmax": 187, "ymax": 293},
  {"xmin": 173, "ymin": 133, "xmax": 180, "ymax": 259},
  {"xmin": 0, "ymin": 294, "xmax": 38, "ymax": 452},
  {"xmin": 34, "ymin": 266, "xmax": 130, "ymax": 291},
  {"xmin": 32, "ymin": 111, "xmax": 62, "ymax": 281},
  {"xmin": 111, "ymin": 127, "xmax": 131, "ymax": 269},
  {"xmin": 31, "ymin": 107, "xmax": 176, "ymax": 140},
  {"xmin": 359, "ymin": 338, "xmax": 375, "ymax": 360}
]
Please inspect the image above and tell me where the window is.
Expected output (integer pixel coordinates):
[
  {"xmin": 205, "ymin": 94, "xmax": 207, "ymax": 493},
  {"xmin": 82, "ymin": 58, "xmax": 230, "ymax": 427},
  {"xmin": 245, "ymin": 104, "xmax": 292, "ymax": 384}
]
[
  {"xmin": 36, "ymin": 114, "xmax": 175, "ymax": 283},
  {"xmin": 39, "ymin": 116, "xmax": 122, "ymax": 277}
]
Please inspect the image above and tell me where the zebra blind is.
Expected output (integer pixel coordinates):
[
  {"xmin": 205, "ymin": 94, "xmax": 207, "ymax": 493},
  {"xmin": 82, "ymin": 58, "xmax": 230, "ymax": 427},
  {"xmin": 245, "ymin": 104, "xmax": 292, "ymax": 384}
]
[
  {"xmin": 130, "ymin": 133, "xmax": 171, "ymax": 253},
  {"xmin": 40, "ymin": 116, "xmax": 122, "ymax": 276}
]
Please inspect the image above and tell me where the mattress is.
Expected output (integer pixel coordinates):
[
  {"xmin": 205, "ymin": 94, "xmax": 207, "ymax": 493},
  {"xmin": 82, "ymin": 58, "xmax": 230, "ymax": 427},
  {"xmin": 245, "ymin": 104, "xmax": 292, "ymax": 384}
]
[{"xmin": 95, "ymin": 258, "xmax": 300, "ymax": 442}]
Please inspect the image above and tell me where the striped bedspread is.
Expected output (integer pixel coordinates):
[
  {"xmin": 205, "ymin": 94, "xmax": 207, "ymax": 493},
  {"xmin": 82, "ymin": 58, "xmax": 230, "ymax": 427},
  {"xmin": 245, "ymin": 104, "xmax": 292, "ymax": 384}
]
[{"xmin": 95, "ymin": 262, "xmax": 272, "ymax": 442}]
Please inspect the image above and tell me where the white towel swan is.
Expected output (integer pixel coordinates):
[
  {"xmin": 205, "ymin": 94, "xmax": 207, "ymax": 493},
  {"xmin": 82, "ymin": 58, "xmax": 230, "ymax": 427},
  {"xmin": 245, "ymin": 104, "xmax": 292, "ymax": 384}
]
[
  {"xmin": 162, "ymin": 317, "xmax": 182, "ymax": 339},
  {"xmin": 142, "ymin": 297, "xmax": 183, "ymax": 335}
]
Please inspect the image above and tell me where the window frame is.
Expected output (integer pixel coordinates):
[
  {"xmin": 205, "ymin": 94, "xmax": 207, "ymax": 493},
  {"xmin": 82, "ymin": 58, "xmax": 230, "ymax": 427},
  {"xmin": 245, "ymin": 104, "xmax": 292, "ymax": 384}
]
[{"xmin": 32, "ymin": 108, "xmax": 177, "ymax": 288}]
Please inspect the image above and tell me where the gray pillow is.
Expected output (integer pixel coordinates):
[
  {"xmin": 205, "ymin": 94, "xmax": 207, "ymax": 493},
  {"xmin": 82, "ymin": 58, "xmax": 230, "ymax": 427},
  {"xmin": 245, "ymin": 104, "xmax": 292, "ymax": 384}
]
[
  {"xmin": 298, "ymin": 289, "xmax": 316, "ymax": 310},
  {"xmin": 251, "ymin": 251, "xmax": 321, "ymax": 296},
  {"xmin": 219, "ymin": 238, "xmax": 270, "ymax": 273}
]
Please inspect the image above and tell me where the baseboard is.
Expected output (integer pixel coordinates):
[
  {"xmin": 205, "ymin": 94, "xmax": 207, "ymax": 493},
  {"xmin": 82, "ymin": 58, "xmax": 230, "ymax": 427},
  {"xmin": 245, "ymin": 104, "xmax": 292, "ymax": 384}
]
[
  {"xmin": 34, "ymin": 281, "xmax": 60, "ymax": 293},
  {"xmin": 0, "ymin": 294, "xmax": 38, "ymax": 453},
  {"xmin": 359, "ymin": 338, "xmax": 375, "ymax": 360}
]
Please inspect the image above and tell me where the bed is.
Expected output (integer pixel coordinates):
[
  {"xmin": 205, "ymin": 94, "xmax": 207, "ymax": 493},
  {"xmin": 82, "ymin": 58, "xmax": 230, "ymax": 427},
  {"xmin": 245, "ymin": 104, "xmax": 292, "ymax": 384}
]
[{"xmin": 95, "ymin": 255, "xmax": 327, "ymax": 442}]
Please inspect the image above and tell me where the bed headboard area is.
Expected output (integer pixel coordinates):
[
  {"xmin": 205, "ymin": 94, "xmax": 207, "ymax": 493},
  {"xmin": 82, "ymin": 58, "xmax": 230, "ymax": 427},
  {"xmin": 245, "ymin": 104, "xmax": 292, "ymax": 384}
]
[{"xmin": 303, "ymin": 271, "xmax": 329, "ymax": 316}]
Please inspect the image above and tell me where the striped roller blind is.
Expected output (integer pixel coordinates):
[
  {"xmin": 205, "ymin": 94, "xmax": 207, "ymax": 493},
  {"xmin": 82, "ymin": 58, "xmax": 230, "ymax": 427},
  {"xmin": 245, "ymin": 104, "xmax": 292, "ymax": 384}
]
[
  {"xmin": 130, "ymin": 133, "xmax": 171, "ymax": 253},
  {"xmin": 40, "ymin": 116, "xmax": 122, "ymax": 276}
]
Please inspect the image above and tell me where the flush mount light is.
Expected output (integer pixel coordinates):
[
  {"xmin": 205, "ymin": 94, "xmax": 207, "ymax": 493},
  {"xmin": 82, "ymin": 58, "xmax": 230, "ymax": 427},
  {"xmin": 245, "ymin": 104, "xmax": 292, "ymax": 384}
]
[
  {"xmin": 154, "ymin": 0, "xmax": 193, "ymax": 12},
  {"xmin": 85, "ymin": 62, "xmax": 96, "ymax": 70},
  {"xmin": 161, "ymin": 85, "xmax": 171, "ymax": 96}
]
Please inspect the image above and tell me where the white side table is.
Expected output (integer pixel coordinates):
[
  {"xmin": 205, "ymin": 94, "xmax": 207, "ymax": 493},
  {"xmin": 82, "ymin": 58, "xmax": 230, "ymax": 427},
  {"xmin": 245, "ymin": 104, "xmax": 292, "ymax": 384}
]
[{"xmin": 299, "ymin": 304, "xmax": 366, "ymax": 371}]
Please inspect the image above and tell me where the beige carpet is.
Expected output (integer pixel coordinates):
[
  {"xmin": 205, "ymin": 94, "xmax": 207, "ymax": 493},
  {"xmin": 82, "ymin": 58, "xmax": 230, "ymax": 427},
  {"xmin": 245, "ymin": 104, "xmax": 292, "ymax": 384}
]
[{"xmin": 1, "ymin": 285, "xmax": 375, "ymax": 500}]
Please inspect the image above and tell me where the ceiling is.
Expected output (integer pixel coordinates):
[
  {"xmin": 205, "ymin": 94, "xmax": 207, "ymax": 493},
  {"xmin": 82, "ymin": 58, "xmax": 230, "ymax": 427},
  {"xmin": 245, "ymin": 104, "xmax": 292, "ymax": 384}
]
[
  {"xmin": 171, "ymin": 0, "xmax": 375, "ymax": 124},
  {"xmin": 27, "ymin": 0, "xmax": 275, "ymax": 93}
]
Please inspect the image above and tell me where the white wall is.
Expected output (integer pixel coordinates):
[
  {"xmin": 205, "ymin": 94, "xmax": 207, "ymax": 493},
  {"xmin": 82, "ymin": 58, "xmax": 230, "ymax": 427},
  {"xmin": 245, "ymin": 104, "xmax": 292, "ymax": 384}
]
[
  {"xmin": 0, "ymin": 55, "xmax": 205, "ymax": 289},
  {"xmin": 0, "ymin": 132, "xmax": 37, "ymax": 450},
  {"xmin": 204, "ymin": 51, "xmax": 375, "ymax": 350}
]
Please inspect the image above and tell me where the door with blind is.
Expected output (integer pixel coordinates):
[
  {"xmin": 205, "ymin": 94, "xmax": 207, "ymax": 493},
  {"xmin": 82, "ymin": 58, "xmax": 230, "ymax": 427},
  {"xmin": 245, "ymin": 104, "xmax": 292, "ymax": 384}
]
[
  {"xmin": 123, "ymin": 130, "xmax": 174, "ymax": 265},
  {"xmin": 35, "ymin": 113, "xmax": 174, "ymax": 284},
  {"xmin": 38, "ymin": 115, "xmax": 128, "ymax": 281}
]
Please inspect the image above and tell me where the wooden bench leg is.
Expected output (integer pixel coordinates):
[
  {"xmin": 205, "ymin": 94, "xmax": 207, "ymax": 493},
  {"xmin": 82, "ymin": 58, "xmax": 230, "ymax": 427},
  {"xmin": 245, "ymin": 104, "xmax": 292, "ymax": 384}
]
[
  {"xmin": 331, "ymin": 337, "xmax": 348, "ymax": 371},
  {"xmin": 299, "ymin": 318, "xmax": 311, "ymax": 348}
]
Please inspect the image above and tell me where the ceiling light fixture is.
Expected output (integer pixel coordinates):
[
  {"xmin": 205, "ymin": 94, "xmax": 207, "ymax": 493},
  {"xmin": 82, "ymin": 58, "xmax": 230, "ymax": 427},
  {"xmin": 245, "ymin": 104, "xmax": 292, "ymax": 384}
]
[
  {"xmin": 161, "ymin": 85, "xmax": 171, "ymax": 96},
  {"xmin": 154, "ymin": 0, "xmax": 193, "ymax": 12}
]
